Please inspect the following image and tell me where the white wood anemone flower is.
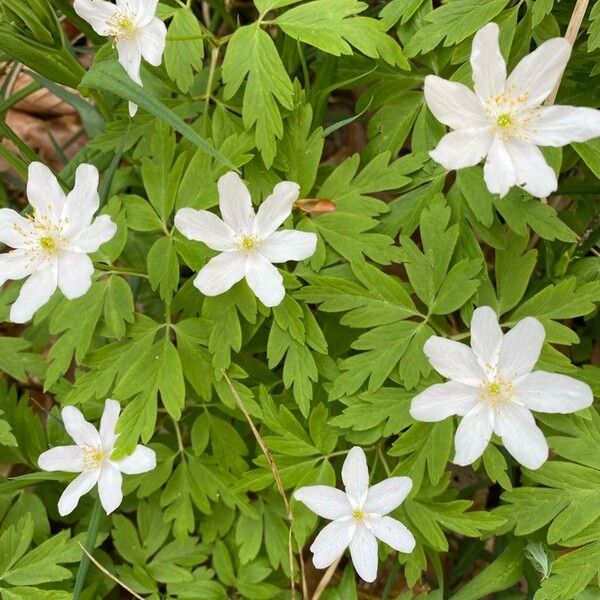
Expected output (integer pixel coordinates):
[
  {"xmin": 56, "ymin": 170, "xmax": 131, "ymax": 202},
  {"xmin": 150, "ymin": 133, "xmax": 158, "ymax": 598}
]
[
  {"xmin": 73, "ymin": 0, "xmax": 167, "ymax": 117},
  {"xmin": 424, "ymin": 23, "xmax": 600, "ymax": 198},
  {"xmin": 410, "ymin": 306, "xmax": 594, "ymax": 470},
  {"xmin": 293, "ymin": 446, "xmax": 415, "ymax": 583},
  {"xmin": 0, "ymin": 162, "xmax": 117, "ymax": 323},
  {"xmin": 38, "ymin": 399, "xmax": 156, "ymax": 516},
  {"xmin": 174, "ymin": 172, "xmax": 317, "ymax": 308}
]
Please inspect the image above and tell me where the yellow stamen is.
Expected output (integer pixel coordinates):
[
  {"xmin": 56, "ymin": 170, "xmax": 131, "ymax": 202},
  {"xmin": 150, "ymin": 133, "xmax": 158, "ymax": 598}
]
[
  {"xmin": 116, "ymin": 16, "xmax": 136, "ymax": 38},
  {"xmin": 241, "ymin": 237, "xmax": 255, "ymax": 250},
  {"xmin": 480, "ymin": 376, "xmax": 513, "ymax": 408},
  {"xmin": 496, "ymin": 113, "xmax": 513, "ymax": 128},
  {"xmin": 352, "ymin": 509, "xmax": 365, "ymax": 521},
  {"xmin": 40, "ymin": 236, "xmax": 57, "ymax": 251},
  {"xmin": 82, "ymin": 446, "xmax": 105, "ymax": 471}
]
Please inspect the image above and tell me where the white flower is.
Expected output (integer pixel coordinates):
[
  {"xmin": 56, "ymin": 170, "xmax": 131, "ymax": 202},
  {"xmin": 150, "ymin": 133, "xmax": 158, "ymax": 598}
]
[
  {"xmin": 0, "ymin": 162, "xmax": 116, "ymax": 323},
  {"xmin": 293, "ymin": 446, "xmax": 415, "ymax": 583},
  {"xmin": 424, "ymin": 23, "xmax": 600, "ymax": 198},
  {"xmin": 38, "ymin": 399, "xmax": 156, "ymax": 516},
  {"xmin": 174, "ymin": 172, "xmax": 317, "ymax": 308},
  {"xmin": 74, "ymin": 0, "xmax": 167, "ymax": 117},
  {"xmin": 410, "ymin": 306, "xmax": 593, "ymax": 470}
]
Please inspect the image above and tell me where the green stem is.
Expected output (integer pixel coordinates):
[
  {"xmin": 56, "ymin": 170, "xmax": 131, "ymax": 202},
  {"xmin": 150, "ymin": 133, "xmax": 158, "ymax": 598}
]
[
  {"xmin": 72, "ymin": 497, "xmax": 103, "ymax": 600},
  {"xmin": 381, "ymin": 555, "xmax": 400, "ymax": 600},
  {"xmin": 0, "ymin": 82, "xmax": 41, "ymax": 115}
]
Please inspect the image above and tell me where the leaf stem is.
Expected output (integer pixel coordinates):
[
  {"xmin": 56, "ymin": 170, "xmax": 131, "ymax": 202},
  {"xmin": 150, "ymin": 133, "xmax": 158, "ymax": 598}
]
[{"xmin": 72, "ymin": 497, "xmax": 104, "ymax": 600}]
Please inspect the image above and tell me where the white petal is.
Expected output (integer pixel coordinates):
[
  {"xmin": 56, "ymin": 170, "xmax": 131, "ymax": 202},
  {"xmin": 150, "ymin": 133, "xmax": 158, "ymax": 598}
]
[
  {"xmin": 364, "ymin": 477, "xmax": 412, "ymax": 515},
  {"xmin": 453, "ymin": 403, "xmax": 494, "ymax": 466},
  {"xmin": 139, "ymin": 18, "xmax": 166, "ymax": 66},
  {"xmin": 68, "ymin": 215, "xmax": 117, "ymax": 253},
  {"xmin": 310, "ymin": 519, "xmax": 353, "ymax": 569},
  {"xmin": 99, "ymin": 399, "xmax": 121, "ymax": 452},
  {"xmin": 98, "ymin": 463, "xmax": 123, "ymax": 514},
  {"xmin": 483, "ymin": 136, "xmax": 515, "ymax": 197},
  {"xmin": 494, "ymin": 403, "xmax": 548, "ymax": 470},
  {"xmin": 61, "ymin": 164, "xmax": 100, "ymax": 238},
  {"xmin": 516, "ymin": 371, "xmax": 593, "ymax": 414},
  {"xmin": 244, "ymin": 253, "xmax": 284, "ymax": 307},
  {"xmin": 423, "ymin": 75, "xmax": 487, "ymax": 130},
  {"xmin": 115, "ymin": 445, "xmax": 156, "ymax": 474},
  {"xmin": 57, "ymin": 252, "xmax": 94, "ymax": 299},
  {"xmin": 58, "ymin": 470, "xmax": 100, "ymax": 516},
  {"xmin": 423, "ymin": 336, "xmax": 484, "ymax": 386},
  {"xmin": 73, "ymin": 0, "xmax": 116, "ymax": 35},
  {"xmin": 505, "ymin": 138, "xmax": 557, "ymax": 198},
  {"xmin": 0, "ymin": 250, "xmax": 40, "ymax": 286},
  {"xmin": 61, "ymin": 406, "xmax": 101, "ymax": 447},
  {"xmin": 119, "ymin": 0, "xmax": 158, "ymax": 26},
  {"xmin": 27, "ymin": 162, "xmax": 65, "ymax": 223},
  {"xmin": 470, "ymin": 306, "xmax": 503, "ymax": 371},
  {"xmin": 410, "ymin": 381, "xmax": 480, "ymax": 422},
  {"xmin": 349, "ymin": 524, "xmax": 378, "ymax": 583},
  {"xmin": 129, "ymin": 101, "xmax": 139, "ymax": 117},
  {"xmin": 342, "ymin": 447, "xmax": 369, "ymax": 506},
  {"xmin": 10, "ymin": 264, "xmax": 58, "ymax": 323},
  {"xmin": 259, "ymin": 230, "xmax": 317, "ymax": 263},
  {"xmin": 38, "ymin": 446, "xmax": 84, "ymax": 473},
  {"xmin": 507, "ymin": 37, "xmax": 571, "ymax": 108},
  {"xmin": 117, "ymin": 38, "xmax": 143, "ymax": 85},
  {"xmin": 497, "ymin": 316, "xmax": 545, "ymax": 379},
  {"xmin": 174, "ymin": 208, "xmax": 236, "ymax": 251},
  {"xmin": 293, "ymin": 485, "xmax": 352, "ymax": 520},
  {"xmin": 429, "ymin": 129, "xmax": 492, "ymax": 170},
  {"xmin": 370, "ymin": 516, "xmax": 416, "ymax": 553},
  {"xmin": 217, "ymin": 172, "xmax": 254, "ymax": 235},
  {"xmin": 471, "ymin": 23, "xmax": 507, "ymax": 101},
  {"xmin": 528, "ymin": 105, "xmax": 600, "ymax": 147},
  {"xmin": 0, "ymin": 209, "xmax": 35, "ymax": 248},
  {"xmin": 194, "ymin": 251, "xmax": 247, "ymax": 296},
  {"xmin": 252, "ymin": 182, "xmax": 300, "ymax": 239}
]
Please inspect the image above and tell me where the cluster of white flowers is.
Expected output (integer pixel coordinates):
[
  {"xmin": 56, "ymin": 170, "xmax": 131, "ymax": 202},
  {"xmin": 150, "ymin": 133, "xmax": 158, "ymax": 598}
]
[
  {"xmin": 1, "ymin": 12, "xmax": 598, "ymax": 587},
  {"xmin": 425, "ymin": 23, "xmax": 600, "ymax": 198}
]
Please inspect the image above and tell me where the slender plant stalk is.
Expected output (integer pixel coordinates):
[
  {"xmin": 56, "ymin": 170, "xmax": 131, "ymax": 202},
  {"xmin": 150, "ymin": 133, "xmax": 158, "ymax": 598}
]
[
  {"xmin": 224, "ymin": 373, "xmax": 308, "ymax": 599},
  {"xmin": 311, "ymin": 556, "xmax": 341, "ymax": 600},
  {"xmin": 72, "ymin": 497, "xmax": 103, "ymax": 600}
]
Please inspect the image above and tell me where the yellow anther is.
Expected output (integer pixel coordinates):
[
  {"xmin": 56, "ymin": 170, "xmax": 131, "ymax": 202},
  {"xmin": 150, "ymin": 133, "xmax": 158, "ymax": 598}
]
[
  {"xmin": 352, "ymin": 509, "xmax": 365, "ymax": 521},
  {"xmin": 40, "ymin": 236, "xmax": 57, "ymax": 251},
  {"xmin": 496, "ymin": 113, "xmax": 513, "ymax": 128}
]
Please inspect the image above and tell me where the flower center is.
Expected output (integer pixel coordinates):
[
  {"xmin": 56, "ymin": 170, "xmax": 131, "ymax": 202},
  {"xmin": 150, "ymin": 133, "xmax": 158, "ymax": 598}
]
[
  {"xmin": 480, "ymin": 375, "xmax": 513, "ymax": 408},
  {"xmin": 107, "ymin": 12, "xmax": 138, "ymax": 40},
  {"xmin": 352, "ymin": 509, "xmax": 366, "ymax": 521},
  {"xmin": 39, "ymin": 236, "xmax": 57, "ymax": 252},
  {"xmin": 496, "ymin": 113, "xmax": 513, "ymax": 128},
  {"xmin": 238, "ymin": 236, "xmax": 258, "ymax": 252},
  {"xmin": 82, "ymin": 446, "xmax": 105, "ymax": 471}
]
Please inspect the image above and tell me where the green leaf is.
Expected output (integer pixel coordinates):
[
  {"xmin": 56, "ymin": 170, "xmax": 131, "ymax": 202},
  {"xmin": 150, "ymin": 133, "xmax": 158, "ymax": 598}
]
[
  {"xmin": 448, "ymin": 542, "xmax": 524, "ymax": 600},
  {"xmin": 164, "ymin": 8, "xmax": 205, "ymax": 93},
  {"xmin": 222, "ymin": 24, "xmax": 293, "ymax": 166},
  {"xmin": 405, "ymin": 0, "xmax": 510, "ymax": 56},
  {"xmin": 147, "ymin": 237, "xmax": 180, "ymax": 302},
  {"xmin": 80, "ymin": 59, "xmax": 236, "ymax": 170},
  {"xmin": 275, "ymin": 0, "xmax": 407, "ymax": 66},
  {"xmin": 157, "ymin": 339, "xmax": 185, "ymax": 420}
]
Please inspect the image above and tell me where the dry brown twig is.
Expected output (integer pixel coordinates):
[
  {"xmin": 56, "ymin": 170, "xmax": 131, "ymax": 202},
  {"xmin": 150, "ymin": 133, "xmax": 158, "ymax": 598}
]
[
  {"xmin": 77, "ymin": 542, "xmax": 145, "ymax": 600},
  {"xmin": 310, "ymin": 556, "xmax": 342, "ymax": 600},
  {"xmin": 223, "ymin": 373, "xmax": 308, "ymax": 599}
]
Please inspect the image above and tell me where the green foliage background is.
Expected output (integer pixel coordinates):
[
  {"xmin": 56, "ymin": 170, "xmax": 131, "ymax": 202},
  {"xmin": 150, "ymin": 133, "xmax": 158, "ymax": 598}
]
[{"xmin": 0, "ymin": 0, "xmax": 599, "ymax": 598}]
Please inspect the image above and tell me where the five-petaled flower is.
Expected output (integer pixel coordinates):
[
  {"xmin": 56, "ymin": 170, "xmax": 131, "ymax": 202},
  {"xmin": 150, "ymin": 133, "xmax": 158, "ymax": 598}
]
[
  {"xmin": 425, "ymin": 23, "xmax": 600, "ymax": 198},
  {"xmin": 293, "ymin": 446, "xmax": 415, "ymax": 582},
  {"xmin": 38, "ymin": 399, "xmax": 156, "ymax": 516},
  {"xmin": 410, "ymin": 306, "xmax": 593, "ymax": 470},
  {"xmin": 74, "ymin": 0, "xmax": 166, "ymax": 117},
  {"xmin": 175, "ymin": 172, "xmax": 317, "ymax": 308},
  {"xmin": 0, "ymin": 162, "xmax": 116, "ymax": 323}
]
